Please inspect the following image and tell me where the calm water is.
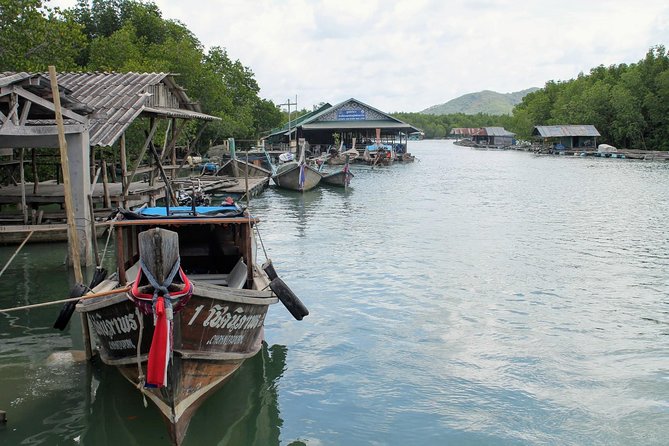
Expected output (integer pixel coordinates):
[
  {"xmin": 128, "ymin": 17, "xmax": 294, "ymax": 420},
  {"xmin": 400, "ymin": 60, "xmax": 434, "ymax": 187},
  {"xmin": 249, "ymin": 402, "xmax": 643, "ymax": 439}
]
[{"xmin": 1, "ymin": 140, "xmax": 668, "ymax": 445}]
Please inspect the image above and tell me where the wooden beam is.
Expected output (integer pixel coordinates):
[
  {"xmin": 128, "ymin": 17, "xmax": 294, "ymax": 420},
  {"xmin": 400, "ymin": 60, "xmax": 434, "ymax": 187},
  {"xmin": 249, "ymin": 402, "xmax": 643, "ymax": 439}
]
[
  {"xmin": 160, "ymin": 118, "xmax": 186, "ymax": 164},
  {"xmin": 123, "ymin": 118, "xmax": 159, "ymax": 201},
  {"xmin": 11, "ymin": 86, "xmax": 88, "ymax": 124},
  {"xmin": 19, "ymin": 101, "xmax": 31, "ymax": 125},
  {"xmin": 174, "ymin": 122, "xmax": 208, "ymax": 178},
  {"xmin": 0, "ymin": 123, "xmax": 85, "ymax": 137}
]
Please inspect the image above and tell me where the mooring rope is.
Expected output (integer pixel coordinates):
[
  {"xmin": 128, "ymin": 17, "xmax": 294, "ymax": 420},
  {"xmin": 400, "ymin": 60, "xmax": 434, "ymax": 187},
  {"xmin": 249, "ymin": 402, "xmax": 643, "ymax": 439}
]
[{"xmin": 100, "ymin": 214, "xmax": 119, "ymax": 267}]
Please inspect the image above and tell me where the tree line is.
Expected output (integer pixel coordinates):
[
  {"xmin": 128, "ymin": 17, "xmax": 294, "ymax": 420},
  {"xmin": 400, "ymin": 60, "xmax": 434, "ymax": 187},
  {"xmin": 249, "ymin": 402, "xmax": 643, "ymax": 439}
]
[
  {"xmin": 0, "ymin": 0, "xmax": 284, "ymax": 151},
  {"xmin": 395, "ymin": 46, "xmax": 669, "ymax": 151},
  {"xmin": 2, "ymin": 1, "xmax": 667, "ymax": 151}
]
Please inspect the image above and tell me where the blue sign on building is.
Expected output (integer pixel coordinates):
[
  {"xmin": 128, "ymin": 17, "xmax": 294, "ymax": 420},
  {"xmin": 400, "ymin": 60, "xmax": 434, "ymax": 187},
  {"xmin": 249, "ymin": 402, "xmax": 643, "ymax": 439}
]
[{"xmin": 337, "ymin": 109, "xmax": 366, "ymax": 120}]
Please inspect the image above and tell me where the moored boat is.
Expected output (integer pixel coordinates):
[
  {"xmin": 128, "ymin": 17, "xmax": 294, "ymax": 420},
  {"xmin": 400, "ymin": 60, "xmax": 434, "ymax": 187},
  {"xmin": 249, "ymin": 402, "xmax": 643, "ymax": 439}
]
[
  {"xmin": 320, "ymin": 154, "xmax": 353, "ymax": 188},
  {"xmin": 76, "ymin": 203, "xmax": 307, "ymax": 445},
  {"xmin": 321, "ymin": 168, "xmax": 353, "ymax": 188},
  {"xmin": 270, "ymin": 142, "xmax": 321, "ymax": 191},
  {"xmin": 215, "ymin": 158, "xmax": 271, "ymax": 178}
]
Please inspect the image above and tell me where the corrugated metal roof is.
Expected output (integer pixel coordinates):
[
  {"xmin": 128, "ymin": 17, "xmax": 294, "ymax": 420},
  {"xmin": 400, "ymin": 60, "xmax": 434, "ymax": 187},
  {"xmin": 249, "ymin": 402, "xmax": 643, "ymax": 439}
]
[
  {"xmin": 2, "ymin": 72, "xmax": 218, "ymax": 147},
  {"xmin": 308, "ymin": 98, "xmax": 419, "ymax": 132},
  {"xmin": 143, "ymin": 106, "xmax": 220, "ymax": 121},
  {"xmin": 56, "ymin": 72, "xmax": 218, "ymax": 147},
  {"xmin": 450, "ymin": 128, "xmax": 484, "ymax": 136},
  {"xmin": 0, "ymin": 72, "xmax": 34, "ymax": 88},
  {"xmin": 483, "ymin": 127, "xmax": 515, "ymax": 137},
  {"xmin": 1, "ymin": 72, "xmax": 91, "ymax": 115},
  {"xmin": 302, "ymin": 120, "xmax": 418, "ymax": 130},
  {"xmin": 266, "ymin": 98, "xmax": 421, "ymax": 138},
  {"xmin": 267, "ymin": 103, "xmax": 332, "ymax": 137},
  {"xmin": 533, "ymin": 125, "xmax": 600, "ymax": 137}
]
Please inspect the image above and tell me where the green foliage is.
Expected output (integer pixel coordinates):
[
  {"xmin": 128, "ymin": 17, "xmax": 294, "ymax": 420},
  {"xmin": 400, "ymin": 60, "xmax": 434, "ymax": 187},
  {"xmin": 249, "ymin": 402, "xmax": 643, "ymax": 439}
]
[
  {"xmin": 512, "ymin": 45, "xmax": 669, "ymax": 149},
  {"xmin": 0, "ymin": 0, "xmax": 283, "ymax": 154},
  {"xmin": 406, "ymin": 47, "xmax": 669, "ymax": 148},
  {"xmin": 0, "ymin": 0, "xmax": 86, "ymax": 71}
]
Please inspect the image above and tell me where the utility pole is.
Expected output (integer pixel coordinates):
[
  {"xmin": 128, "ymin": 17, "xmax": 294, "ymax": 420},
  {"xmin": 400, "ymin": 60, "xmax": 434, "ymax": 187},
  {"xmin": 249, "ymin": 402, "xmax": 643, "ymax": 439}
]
[{"xmin": 278, "ymin": 95, "xmax": 298, "ymax": 152}]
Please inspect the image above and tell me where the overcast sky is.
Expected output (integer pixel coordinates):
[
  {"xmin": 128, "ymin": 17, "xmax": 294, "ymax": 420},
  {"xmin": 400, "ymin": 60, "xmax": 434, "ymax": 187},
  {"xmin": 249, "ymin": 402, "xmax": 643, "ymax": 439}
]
[{"xmin": 51, "ymin": 0, "xmax": 669, "ymax": 113}]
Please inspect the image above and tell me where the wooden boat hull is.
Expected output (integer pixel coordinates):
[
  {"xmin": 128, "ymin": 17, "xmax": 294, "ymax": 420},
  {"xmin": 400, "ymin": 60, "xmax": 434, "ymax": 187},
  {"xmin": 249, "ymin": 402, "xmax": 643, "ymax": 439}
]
[
  {"xmin": 321, "ymin": 170, "xmax": 353, "ymax": 187},
  {"xmin": 78, "ymin": 281, "xmax": 277, "ymax": 445},
  {"xmin": 216, "ymin": 159, "xmax": 271, "ymax": 178},
  {"xmin": 271, "ymin": 163, "xmax": 321, "ymax": 191}
]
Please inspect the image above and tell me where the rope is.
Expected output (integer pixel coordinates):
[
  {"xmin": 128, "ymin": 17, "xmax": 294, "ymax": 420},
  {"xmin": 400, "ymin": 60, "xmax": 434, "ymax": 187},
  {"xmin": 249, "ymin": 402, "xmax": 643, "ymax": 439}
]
[
  {"xmin": 0, "ymin": 230, "xmax": 33, "ymax": 279},
  {"xmin": 100, "ymin": 215, "xmax": 118, "ymax": 267},
  {"xmin": 254, "ymin": 225, "xmax": 269, "ymax": 260},
  {"xmin": 138, "ymin": 256, "xmax": 181, "ymax": 322}
]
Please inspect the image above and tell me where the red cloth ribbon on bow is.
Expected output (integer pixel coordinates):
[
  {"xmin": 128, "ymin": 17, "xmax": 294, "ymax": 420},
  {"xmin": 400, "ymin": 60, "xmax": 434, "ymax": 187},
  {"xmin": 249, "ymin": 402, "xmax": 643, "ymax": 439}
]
[{"xmin": 146, "ymin": 296, "xmax": 171, "ymax": 387}]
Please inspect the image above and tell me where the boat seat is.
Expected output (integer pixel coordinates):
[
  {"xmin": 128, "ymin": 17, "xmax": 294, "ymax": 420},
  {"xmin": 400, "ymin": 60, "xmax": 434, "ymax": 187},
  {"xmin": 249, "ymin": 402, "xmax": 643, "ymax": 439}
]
[
  {"xmin": 186, "ymin": 257, "xmax": 247, "ymax": 288},
  {"xmin": 227, "ymin": 257, "xmax": 247, "ymax": 289}
]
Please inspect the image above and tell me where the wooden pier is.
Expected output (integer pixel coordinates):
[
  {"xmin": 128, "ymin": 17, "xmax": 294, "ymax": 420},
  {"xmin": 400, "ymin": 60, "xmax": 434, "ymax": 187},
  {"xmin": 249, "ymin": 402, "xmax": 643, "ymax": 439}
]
[{"xmin": 0, "ymin": 174, "xmax": 269, "ymax": 244}]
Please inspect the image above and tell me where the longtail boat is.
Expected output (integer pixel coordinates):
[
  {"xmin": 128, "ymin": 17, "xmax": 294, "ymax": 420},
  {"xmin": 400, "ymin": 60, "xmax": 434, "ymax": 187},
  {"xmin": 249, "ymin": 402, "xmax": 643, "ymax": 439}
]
[
  {"xmin": 215, "ymin": 158, "xmax": 271, "ymax": 179},
  {"xmin": 270, "ymin": 141, "xmax": 321, "ymax": 192},
  {"xmin": 76, "ymin": 203, "xmax": 308, "ymax": 445},
  {"xmin": 320, "ymin": 154, "xmax": 353, "ymax": 188},
  {"xmin": 321, "ymin": 168, "xmax": 353, "ymax": 188}
]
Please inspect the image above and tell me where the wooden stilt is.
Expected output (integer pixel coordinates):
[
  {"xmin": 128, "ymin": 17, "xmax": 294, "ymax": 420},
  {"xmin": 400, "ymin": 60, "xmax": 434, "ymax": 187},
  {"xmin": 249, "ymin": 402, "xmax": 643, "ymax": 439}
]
[
  {"xmin": 31, "ymin": 148, "xmax": 39, "ymax": 194},
  {"xmin": 20, "ymin": 148, "xmax": 27, "ymax": 224},
  {"xmin": 102, "ymin": 160, "xmax": 110, "ymax": 208},
  {"xmin": 48, "ymin": 66, "xmax": 83, "ymax": 284}
]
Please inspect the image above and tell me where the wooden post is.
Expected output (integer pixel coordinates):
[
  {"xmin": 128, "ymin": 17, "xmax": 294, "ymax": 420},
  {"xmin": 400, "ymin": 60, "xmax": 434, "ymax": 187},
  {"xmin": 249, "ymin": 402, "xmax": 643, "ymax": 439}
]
[
  {"xmin": 31, "ymin": 148, "xmax": 39, "ymax": 194},
  {"xmin": 19, "ymin": 148, "xmax": 27, "ymax": 224},
  {"xmin": 110, "ymin": 150, "xmax": 117, "ymax": 183},
  {"xmin": 102, "ymin": 160, "xmax": 110, "ymax": 208},
  {"xmin": 48, "ymin": 66, "xmax": 83, "ymax": 284},
  {"xmin": 90, "ymin": 145, "xmax": 96, "ymax": 184},
  {"xmin": 171, "ymin": 118, "xmax": 177, "ymax": 179},
  {"xmin": 120, "ymin": 133, "xmax": 128, "ymax": 208}
]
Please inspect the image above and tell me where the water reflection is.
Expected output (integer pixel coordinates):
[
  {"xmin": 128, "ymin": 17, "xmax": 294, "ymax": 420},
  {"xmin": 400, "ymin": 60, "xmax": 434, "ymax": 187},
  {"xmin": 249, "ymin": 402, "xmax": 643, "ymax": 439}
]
[
  {"xmin": 79, "ymin": 342, "xmax": 287, "ymax": 446},
  {"xmin": 270, "ymin": 187, "xmax": 323, "ymax": 239}
]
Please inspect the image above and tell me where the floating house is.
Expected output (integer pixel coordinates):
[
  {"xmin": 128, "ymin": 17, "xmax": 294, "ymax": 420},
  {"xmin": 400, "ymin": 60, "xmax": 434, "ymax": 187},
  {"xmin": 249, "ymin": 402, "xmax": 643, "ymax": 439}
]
[
  {"xmin": 264, "ymin": 98, "xmax": 421, "ymax": 153},
  {"xmin": 450, "ymin": 127, "xmax": 515, "ymax": 147},
  {"xmin": 473, "ymin": 127, "xmax": 515, "ymax": 146},
  {"xmin": 449, "ymin": 128, "xmax": 482, "ymax": 140},
  {"xmin": 532, "ymin": 125, "xmax": 600, "ymax": 150}
]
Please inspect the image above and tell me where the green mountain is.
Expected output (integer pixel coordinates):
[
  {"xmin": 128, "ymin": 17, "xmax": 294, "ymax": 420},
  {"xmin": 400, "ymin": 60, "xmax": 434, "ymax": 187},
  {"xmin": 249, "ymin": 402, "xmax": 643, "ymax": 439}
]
[{"xmin": 421, "ymin": 88, "xmax": 539, "ymax": 115}]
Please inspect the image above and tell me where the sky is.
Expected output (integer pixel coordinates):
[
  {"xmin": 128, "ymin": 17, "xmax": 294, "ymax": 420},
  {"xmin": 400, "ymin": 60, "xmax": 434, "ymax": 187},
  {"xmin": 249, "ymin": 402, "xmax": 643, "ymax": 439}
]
[{"xmin": 50, "ymin": 0, "xmax": 669, "ymax": 113}]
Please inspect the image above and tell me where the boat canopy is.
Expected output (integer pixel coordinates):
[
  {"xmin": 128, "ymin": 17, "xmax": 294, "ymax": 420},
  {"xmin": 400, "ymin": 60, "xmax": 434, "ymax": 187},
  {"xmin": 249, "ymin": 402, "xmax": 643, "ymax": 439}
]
[{"xmin": 114, "ymin": 205, "xmax": 245, "ymax": 220}]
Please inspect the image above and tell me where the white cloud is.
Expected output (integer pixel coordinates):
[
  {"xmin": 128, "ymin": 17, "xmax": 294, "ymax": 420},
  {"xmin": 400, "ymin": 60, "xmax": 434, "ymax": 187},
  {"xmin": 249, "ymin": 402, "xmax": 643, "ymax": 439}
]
[{"xmin": 50, "ymin": 0, "xmax": 669, "ymax": 112}]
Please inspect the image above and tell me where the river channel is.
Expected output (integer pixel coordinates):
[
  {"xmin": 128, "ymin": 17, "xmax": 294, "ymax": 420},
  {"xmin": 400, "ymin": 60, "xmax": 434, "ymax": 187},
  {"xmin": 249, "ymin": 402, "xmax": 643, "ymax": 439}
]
[{"xmin": 1, "ymin": 139, "xmax": 667, "ymax": 445}]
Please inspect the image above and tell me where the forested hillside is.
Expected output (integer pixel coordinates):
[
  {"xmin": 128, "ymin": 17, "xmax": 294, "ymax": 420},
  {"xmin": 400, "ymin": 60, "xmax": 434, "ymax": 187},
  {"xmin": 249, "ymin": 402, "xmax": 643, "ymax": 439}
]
[{"xmin": 421, "ymin": 88, "xmax": 538, "ymax": 115}]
